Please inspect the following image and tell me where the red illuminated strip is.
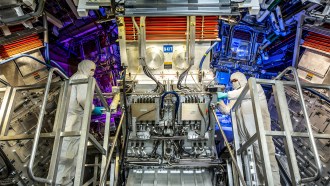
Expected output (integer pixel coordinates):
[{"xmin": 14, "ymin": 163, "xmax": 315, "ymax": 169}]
[
  {"xmin": 0, "ymin": 34, "xmax": 43, "ymax": 58},
  {"xmin": 302, "ymin": 32, "xmax": 330, "ymax": 53},
  {"xmin": 124, "ymin": 16, "xmax": 218, "ymax": 41}
]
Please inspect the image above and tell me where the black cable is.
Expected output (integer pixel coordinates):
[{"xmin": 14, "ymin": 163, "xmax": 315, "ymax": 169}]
[
  {"xmin": 177, "ymin": 65, "xmax": 192, "ymax": 90},
  {"xmin": 142, "ymin": 66, "xmax": 164, "ymax": 93},
  {"xmin": 150, "ymin": 140, "xmax": 161, "ymax": 157},
  {"xmin": 0, "ymin": 149, "xmax": 14, "ymax": 180},
  {"xmin": 120, "ymin": 67, "xmax": 130, "ymax": 185},
  {"xmin": 136, "ymin": 108, "xmax": 156, "ymax": 121},
  {"xmin": 197, "ymin": 103, "xmax": 207, "ymax": 127}
]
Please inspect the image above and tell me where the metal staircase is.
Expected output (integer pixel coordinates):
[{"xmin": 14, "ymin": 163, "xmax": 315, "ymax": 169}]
[
  {"xmin": 0, "ymin": 65, "xmax": 112, "ymax": 185},
  {"xmin": 230, "ymin": 67, "xmax": 330, "ymax": 186}
]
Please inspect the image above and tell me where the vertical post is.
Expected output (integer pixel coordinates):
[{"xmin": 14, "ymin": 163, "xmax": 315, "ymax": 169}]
[
  {"xmin": 109, "ymin": 160, "xmax": 115, "ymax": 186},
  {"xmin": 226, "ymin": 160, "xmax": 234, "ymax": 186},
  {"xmin": 114, "ymin": 151, "xmax": 120, "ymax": 186},
  {"xmin": 272, "ymin": 80, "xmax": 300, "ymax": 185},
  {"xmin": 0, "ymin": 87, "xmax": 12, "ymax": 135},
  {"xmin": 43, "ymin": 13, "xmax": 50, "ymax": 63},
  {"xmin": 118, "ymin": 17, "xmax": 128, "ymax": 67},
  {"xmin": 100, "ymin": 111, "xmax": 111, "ymax": 179},
  {"xmin": 292, "ymin": 14, "xmax": 304, "ymax": 67},
  {"xmin": 93, "ymin": 156, "xmax": 99, "ymax": 186},
  {"xmin": 1, "ymin": 88, "xmax": 17, "ymax": 136},
  {"xmin": 47, "ymin": 81, "xmax": 70, "ymax": 185},
  {"xmin": 139, "ymin": 16, "xmax": 146, "ymax": 66},
  {"xmin": 188, "ymin": 16, "xmax": 196, "ymax": 65},
  {"xmin": 186, "ymin": 16, "xmax": 190, "ymax": 64},
  {"xmin": 231, "ymin": 110, "xmax": 244, "ymax": 186},
  {"xmin": 248, "ymin": 78, "xmax": 274, "ymax": 185},
  {"xmin": 212, "ymin": 107, "xmax": 247, "ymax": 186},
  {"xmin": 74, "ymin": 77, "xmax": 95, "ymax": 185}
]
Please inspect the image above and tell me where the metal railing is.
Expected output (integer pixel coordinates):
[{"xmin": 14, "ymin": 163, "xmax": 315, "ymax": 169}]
[
  {"xmin": 211, "ymin": 106, "xmax": 247, "ymax": 186},
  {"xmin": 28, "ymin": 68, "xmax": 68, "ymax": 184},
  {"xmin": 100, "ymin": 113, "xmax": 125, "ymax": 186},
  {"xmin": 275, "ymin": 67, "xmax": 322, "ymax": 183},
  {"xmin": 231, "ymin": 67, "xmax": 330, "ymax": 185},
  {"xmin": 0, "ymin": 67, "xmax": 113, "ymax": 185}
]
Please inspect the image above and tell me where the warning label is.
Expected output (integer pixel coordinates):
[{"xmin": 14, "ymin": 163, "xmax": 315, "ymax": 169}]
[{"xmin": 164, "ymin": 62, "xmax": 172, "ymax": 69}]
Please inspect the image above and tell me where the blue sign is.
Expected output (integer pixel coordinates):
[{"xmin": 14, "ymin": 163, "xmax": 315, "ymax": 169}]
[{"xmin": 163, "ymin": 45, "xmax": 173, "ymax": 53}]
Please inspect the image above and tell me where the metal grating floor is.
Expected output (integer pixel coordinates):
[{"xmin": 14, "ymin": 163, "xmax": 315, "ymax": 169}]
[{"xmin": 126, "ymin": 169, "xmax": 213, "ymax": 186}]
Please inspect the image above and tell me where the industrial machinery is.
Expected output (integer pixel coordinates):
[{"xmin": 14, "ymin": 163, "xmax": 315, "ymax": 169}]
[{"xmin": 0, "ymin": 0, "xmax": 330, "ymax": 186}]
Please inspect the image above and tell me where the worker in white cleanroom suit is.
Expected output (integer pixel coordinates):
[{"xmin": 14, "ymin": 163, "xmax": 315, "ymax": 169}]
[
  {"xmin": 217, "ymin": 72, "xmax": 281, "ymax": 186},
  {"xmin": 56, "ymin": 60, "xmax": 103, "ymax": 185}
]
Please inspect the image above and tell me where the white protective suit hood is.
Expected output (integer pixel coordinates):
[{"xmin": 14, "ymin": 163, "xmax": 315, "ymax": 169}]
[
  {"xmin": 77, "ymin": 60, "xmax": 96, "ymax": 77},
  {"xmin": 230, "ymin": 72, "xmax": 247, "ymax": 90}
]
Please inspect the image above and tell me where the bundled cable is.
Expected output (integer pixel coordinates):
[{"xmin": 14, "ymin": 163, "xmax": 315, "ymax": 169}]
[
  {"xmin": 142, "ymin": 65, "xmax": 164, "ymax": 93},
  {"xmin": 177, "ymin": 65, "xmax": 192, "ymax": 90}
]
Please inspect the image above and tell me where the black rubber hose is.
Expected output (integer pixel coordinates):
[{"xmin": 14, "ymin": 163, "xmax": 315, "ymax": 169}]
[
  {"xmin": 120, "ymin": 67, "xmax": 130, "ymax": 185},
  {"xmin": 0, "ymin": 149, "xmax": 14, "ymax": 180}
]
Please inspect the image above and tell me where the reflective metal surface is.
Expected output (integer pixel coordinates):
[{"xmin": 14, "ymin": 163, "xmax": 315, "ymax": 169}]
[
  {"xmin": 172, "ymin": 47, "xmax": 189, "ymax": 70},
  {"xmin": 146, "ymin": 47, "xmax": 164, "ymax": 70}
]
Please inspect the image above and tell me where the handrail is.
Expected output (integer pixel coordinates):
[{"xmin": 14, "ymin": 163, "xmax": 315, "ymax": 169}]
[
  {"xmin": 100, "ymin": 113, "xmax": 125, "ymax": 186},
  {"xmin": 28, "ymin": 68, "xmax": 68, "ymax": 184},
  {"xmin": 275, "ymin": 66, "xmax": 322, "ymax": 183},
  {"xmin": 95, "ymin": 83, "xmax": 111, "ymax": 112},
  {"xmin": 0, "ymin": 54, "xmax": 51, "ymax": 67},
  {"xmin": 211, "ymin": 105, "xmax": 247, "ymax": 186},
  {"xmin": 231, "ymin": 83, "xmax": 250, "ymax": 112},
  {"xmin": 0, "ymin": 78, "xmax": 10, "ymax": 86},
  {"xmin": 0, "ymin": 54, "xmax": 67, "ymax": 76}
]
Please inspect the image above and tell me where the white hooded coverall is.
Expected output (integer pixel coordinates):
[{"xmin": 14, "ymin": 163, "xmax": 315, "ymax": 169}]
[
  {"xmin": 56, "ymin": 60, "xmax": 96, "ymax": 185},
  {"xmin": 217, "ymin": 72, "xmax": 281, "ymax": 185}
]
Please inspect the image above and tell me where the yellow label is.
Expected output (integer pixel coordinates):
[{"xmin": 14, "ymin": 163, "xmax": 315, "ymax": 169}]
[
  {"xmin": 306, "ymin": 73, "xmax": 313, "ymax": 81},
  {"xmin": 164, "ymin": 62, "xmax": 172, "ymax": 65}
]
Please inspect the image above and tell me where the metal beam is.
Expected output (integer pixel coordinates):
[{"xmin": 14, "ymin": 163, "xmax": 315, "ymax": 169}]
[
  {"xmin": 65, "ymin": 0, "xmax": 81, "ymax": 19},
  {"xmin": 45, "ymin": 11, "xmax": 63, "ymax": 28}
]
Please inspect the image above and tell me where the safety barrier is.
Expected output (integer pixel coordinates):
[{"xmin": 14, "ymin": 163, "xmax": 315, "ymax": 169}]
[
  {"xmin": 0, "ymin": 67, "xmax": 113, "ymax": 186},
  {"xmin": 231, "ymin": 67, "xmax": 330, "ymax": 185}
]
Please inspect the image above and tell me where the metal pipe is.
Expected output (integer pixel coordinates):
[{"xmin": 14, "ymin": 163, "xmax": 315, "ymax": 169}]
[
  {"xmin": 43, "ymin": 13, "xmax": 50, "ymax": 64},
  {"xmin": 185, "ymin": 16, "xmax": 190, "ymax": 65},
  {"xmin": 257, "ymin": 10, "xmax": 271, "ymax": 22},
  {"xmin": 0, "ymin": 78, "xmax": 10, "ymax": 86},
  {"xmin": 28, "ymin": 68, "xmax": 68, "ymax": 184},
  {"xmin": 198, "ymin": 41, "xmax": 219, "ymax": 71},
  {"xmin": 0, "ymin": 53, "xmax": 67, "ymax": 76},
  {"xmin": 275, "ymin": 67, "xmax": 322, "ymax": 183},
  {"xmin": 292, "ymin": 14, "xmax": 304, "ymax": 67},
  {"xmin": 95, "ymin": 83, "xmax": 110, "ymax": 112},
  {"xmin": 100, "ymin": 113, "xmax": 125, "ymax": 186},
  {"xmin": 211, "ymin": 106, "xmax": 247, "ymax": 186},
  {"xmin": 50, "ymin": 60, "xmax": 67, "ymax": 76},
  {"xmin": 0, "ymin": 54, "xmax": 51, "ymax": 67},
  {"xmin": 132, "ymin": 17, "xmax": 140, "ymax": 35},
  {"xmin": 276, "ymin": 6, "xmax": 285, "ymax": 31},
  {"xmin": 282, "ymin": 77, "xmax": 330, "ymax": 103}
]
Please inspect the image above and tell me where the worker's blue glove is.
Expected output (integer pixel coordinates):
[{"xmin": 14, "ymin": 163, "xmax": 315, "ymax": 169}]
[
  {"xmin": 92, "ymin": 107, "xmax": 104, "ymax": 115},
  {"xmin": 217, "ymin": 92, "xmax": 228, "ymax": 101}
]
